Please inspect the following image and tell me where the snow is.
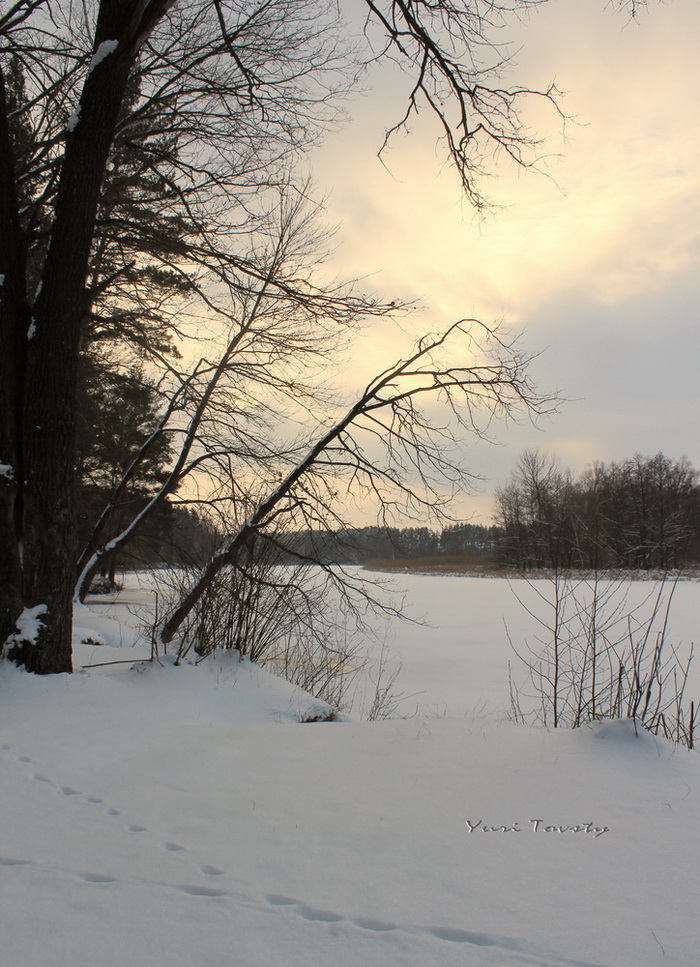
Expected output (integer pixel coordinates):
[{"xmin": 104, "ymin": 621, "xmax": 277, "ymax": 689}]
[
  {"xmin": 0, "ymin": 462, "xmax": 14, "ymax": 479},
  {"xmin": 66, "ymin": 106, "xmax": 81, "ymax": 132},
  {"xmin": 4, "ymin": 604, "xmax": 48, "ymax": 652},
  {"xmin": 1, "ymin": 571, "xmax": 698, "ymax": 967},
  {"xmin": 349, "ymin": 572, "xmax": 700, "ymax": 719},
  {"xmin": 86, "ymin": 40, "xmax": 119, "ymax": 77},
  {"xmin": 26, "ymin": 320, "xmax": 36, "ymax": 340}
]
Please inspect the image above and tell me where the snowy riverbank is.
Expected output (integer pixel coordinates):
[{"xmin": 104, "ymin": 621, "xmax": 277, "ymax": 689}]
[{"xmin": 2, "ymin": 572, "xmax": 698, "ymax": 966}]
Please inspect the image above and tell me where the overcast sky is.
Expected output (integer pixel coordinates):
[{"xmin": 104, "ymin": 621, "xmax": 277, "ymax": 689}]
[{"xmin": 312, "ymin": 0, "xmax": 700, "ymax": 523}]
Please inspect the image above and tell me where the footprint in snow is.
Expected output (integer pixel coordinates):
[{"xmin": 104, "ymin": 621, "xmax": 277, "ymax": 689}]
[
  {"xmin": 175, "ymin": 884, "xmax": 230, "ymax": 897},
  {"xmin": 14, "ymin": 760, "xmax": 111, "ymax": 811},
  {"xmin": 352, "ymin": 917, "xmax": 397, "ymax": 932},
  {"xmin": 297, "ymin": 906, "xmax": 345, "ymax": 923},
  {"xmin": 265, "ymin": 895, "xmax": 386, "ymax": 929},
  {"xmin": 0, "ymin": 857, "xmax": 34, "ymax": 867},
  {"xmin": 200, "ymin": 865, "xmax": 225, "ymax": 876},
  {"xmin": 77, "ymin": 872, "xmax": 118, "ymax": 884},
  {"xmin": 261, "ymin": 890, "xmax": 588, "ymax": 962},
  {"xmin": 163, "ymin": 842, "xmax": 186, "ymax": 852},
  {"xmin": 427, "ymin": 926, "xmax": 497, "ymax": 945}
]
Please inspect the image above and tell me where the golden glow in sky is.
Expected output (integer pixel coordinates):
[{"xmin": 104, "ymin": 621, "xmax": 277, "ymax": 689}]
[{"xmin": 313, "ymin": 0, "xmax": 700, "ymax": 519}]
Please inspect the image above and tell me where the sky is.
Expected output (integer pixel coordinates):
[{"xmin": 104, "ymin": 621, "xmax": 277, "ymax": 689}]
[{"xmin": 312, "ymin": 0, "xmax": 700, "ymax": 523}]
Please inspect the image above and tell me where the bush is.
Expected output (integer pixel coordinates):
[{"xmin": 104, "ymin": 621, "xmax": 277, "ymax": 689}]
[
  {"xmin": 146, "ymin": 539, "xmax": 402, "ymax": 716},
  {"xmin": 508, "ymin": 570, "xmax": 697, "ymax": 749}
]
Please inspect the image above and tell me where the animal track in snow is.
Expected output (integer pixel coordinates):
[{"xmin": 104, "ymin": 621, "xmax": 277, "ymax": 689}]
[
  {"xmin": 257, "ymin": 892, "xmax": 607, "ymax": 965},
  {"xmin": 1, "ymin": 858, "xmax": 116, "ymax": 887},
  {"xmin": 265, "ymin": 894, "xmax": 298, "ymax": 906},
  {"xmin": 77, "ymin": 872, "xmax": 118, "ymax": 884},
  {"xmin": 175, "ymin": 884, "xmax": 230, "ymax": 897},
  {"xmin": 1, "ymin": 743, "xmax": 604, "ymax": 965},
  {"xmin": 297, "ymin": 906, "xmax": 345, "ymax": 923},
  {"xmin": 264, "ymin": 895, "xmax": 392, "ymax": 931},
  {"xmin": 353, "ymin": 917, "xmax": 397, "ymax": 932}
]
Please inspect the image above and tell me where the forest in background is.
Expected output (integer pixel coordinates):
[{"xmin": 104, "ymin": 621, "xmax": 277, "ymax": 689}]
[
  {"xmin": 96, "ymin": 449, "xmax": 700, "ymax": 581},
  {"xmin": 494, "ymin": 450, "xmax": 700, "ymax": 572},
  {"xmin": 282, "ymin": 450, "xmax": 700, "ymax": 572}
]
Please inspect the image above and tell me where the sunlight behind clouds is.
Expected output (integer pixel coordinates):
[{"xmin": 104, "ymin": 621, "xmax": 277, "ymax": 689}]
[
  {"xmin": 312, "ymin": 0, "xmax": 700, "ymax": 519},
  {"xmin": 319, "ymin": 0, "xmax": 700, "ymax": 310}
]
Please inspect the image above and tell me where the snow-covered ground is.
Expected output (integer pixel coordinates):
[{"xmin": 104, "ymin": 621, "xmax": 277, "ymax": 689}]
[
  {"xmin": 353, "ymin": 571, "xmax": 700, "ymax": 719},
  {"xmin": 2, "ymin": 572, "xmax": 699, "ymax": 967}
]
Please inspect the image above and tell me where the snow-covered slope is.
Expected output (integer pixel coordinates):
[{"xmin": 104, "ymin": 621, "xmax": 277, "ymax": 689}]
[{"xmin": 1, "ymin": 576, "xmax": 698, "ymax": 967}]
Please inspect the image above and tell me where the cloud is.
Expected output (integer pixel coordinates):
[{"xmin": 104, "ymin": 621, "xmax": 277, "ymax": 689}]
[{"xmin": 310, "ymin": 0, "xmax": 700, "ymax": 520}]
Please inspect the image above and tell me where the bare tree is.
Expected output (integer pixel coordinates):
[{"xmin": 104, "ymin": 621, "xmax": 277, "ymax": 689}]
[
  {"xmin": 0, "ymin": 0, "xmax": 375, "ymax": 670},
  {"xmin": 73, "ymin": 185, "xmax": 363, "ymax": 601},
  {"xmin": 158, "ymin": 318, "xmax": 544, "ymax": 647},
  {"xmin": 362, "ymin": 0, "xmax": 558, "ymax": 208},
  {"xmin": 495, "ymin": 449, "xmax": 575, "ymax": 570}
]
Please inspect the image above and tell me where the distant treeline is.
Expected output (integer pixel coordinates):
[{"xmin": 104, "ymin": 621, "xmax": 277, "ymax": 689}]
[
  {"xmin": 276, "ymin": 451, "xmax": 700, "ymax": 572},
  {"xmin": 495, "ymin": 451, "xmax": 700, "ymax": 571},
  {"xmin": 110, "ymin": 451, "xmax": 700, "ymax": 577},
  {"xmin": 102, "ymin": 517, "xmax": 503, "ymax": 575},
  {"xmin": 277, "ymin": 523, "xmax": 502, "ymax": 565}
]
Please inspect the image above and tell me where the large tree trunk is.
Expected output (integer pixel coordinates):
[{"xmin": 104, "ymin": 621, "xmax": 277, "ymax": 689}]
[
  {"xmin": 4, "ymin": 0, "xmax": 173, "ymax": 673},
  {"xmin": 0, "ymin": 66, "xmax": 30, "ymax": 646}
]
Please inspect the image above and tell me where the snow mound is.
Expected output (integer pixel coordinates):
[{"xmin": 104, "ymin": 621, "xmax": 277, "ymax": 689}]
[
  {"xmin": 578, "ymin": 716, "xmax": 678, "ymax": 756},
  {"xmin": 586, "ymin": 717, "xmax": 658, "ymax": 744}
]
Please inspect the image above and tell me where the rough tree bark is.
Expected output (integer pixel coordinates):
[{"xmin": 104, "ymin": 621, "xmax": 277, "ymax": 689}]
[{"xmin": 0, "ymin": 65, "xmax": 30, "ymax": 646}]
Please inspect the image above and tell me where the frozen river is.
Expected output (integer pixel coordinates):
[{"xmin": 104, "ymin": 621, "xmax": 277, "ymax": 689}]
[
  {"xmin": 352, "ymin": 570, "xmax": 700, "ymax": 720},
  {"xmin": 86, "ymin": 568, "xmax": 700, "ymax": 722}
]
